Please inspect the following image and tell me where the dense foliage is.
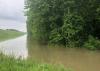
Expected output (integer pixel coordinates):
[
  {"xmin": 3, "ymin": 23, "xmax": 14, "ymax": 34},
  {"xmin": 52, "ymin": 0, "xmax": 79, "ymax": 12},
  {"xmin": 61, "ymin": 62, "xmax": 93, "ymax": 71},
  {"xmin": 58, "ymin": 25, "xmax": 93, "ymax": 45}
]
[{"xmin": 25, "ymin": 0, "xmax": 100, "ymax": 49}]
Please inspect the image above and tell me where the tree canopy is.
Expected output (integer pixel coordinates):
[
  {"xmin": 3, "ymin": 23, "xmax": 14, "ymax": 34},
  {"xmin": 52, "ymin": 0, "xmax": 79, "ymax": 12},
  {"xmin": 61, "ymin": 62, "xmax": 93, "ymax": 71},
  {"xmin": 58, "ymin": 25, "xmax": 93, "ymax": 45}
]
[{"xmin": 25, "ymin": 0, "xmax": 100, "ymax": 49}]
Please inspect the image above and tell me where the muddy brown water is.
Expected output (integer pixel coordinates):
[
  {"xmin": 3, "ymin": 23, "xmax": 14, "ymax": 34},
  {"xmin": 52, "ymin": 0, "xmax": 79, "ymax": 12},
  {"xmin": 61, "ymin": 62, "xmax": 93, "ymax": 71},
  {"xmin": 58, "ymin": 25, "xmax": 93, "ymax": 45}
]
[{"xmin": 0, "ymin": 35, "xmax": 100, "ymax": 71}]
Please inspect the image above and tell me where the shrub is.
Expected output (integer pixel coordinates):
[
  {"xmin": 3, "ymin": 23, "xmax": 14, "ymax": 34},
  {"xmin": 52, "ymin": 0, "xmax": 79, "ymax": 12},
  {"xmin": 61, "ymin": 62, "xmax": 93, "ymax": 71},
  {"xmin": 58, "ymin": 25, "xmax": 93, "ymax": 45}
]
[{"xmin": 83, "ymin": 35, "xmax": 100, "ymax": 50}]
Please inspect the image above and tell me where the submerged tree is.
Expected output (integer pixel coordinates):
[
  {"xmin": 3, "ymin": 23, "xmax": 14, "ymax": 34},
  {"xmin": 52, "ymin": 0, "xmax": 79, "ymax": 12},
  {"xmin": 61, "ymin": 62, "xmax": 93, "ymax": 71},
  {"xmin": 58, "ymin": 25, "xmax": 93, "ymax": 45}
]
[{"xmin": 25, "ymin": 0, "xmax": 100, "ymax": 49}]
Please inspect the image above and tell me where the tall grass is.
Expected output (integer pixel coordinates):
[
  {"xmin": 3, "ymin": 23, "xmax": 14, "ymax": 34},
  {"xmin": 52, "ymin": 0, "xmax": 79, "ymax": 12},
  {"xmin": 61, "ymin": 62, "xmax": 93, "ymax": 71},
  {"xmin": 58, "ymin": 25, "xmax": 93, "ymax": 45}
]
[{"xmin": 0, "ymin": 54, "xmax": 71, "ymax": 71}]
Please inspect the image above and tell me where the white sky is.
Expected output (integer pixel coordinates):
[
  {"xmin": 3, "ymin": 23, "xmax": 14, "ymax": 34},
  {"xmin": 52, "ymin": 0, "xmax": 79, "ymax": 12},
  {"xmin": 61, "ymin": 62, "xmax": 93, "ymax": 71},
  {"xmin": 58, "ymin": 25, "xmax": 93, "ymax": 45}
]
[{"xmin": 0, "ymin": 0, "xmax": 26, "ymax": 32}]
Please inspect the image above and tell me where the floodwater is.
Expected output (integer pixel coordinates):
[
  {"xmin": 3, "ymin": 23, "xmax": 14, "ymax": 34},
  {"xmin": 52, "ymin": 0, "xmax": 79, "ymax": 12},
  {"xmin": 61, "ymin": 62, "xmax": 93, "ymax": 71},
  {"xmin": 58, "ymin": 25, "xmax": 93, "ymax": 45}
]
[
  {"xmin": 0, "ymin": 35, "xmax": 28, "ymax": 59},
  {"xmin": 0, "ymin": 35, "xmax": 100, "ymax": 71}
]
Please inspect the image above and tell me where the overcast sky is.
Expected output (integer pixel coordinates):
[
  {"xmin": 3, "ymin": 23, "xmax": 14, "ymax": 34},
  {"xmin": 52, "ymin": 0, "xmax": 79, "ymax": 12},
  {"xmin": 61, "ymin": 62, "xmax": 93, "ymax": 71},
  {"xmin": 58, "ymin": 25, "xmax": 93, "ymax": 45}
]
[{"xmin": 0, "ymin": 0, "xmax": 26, "ymax": 32}]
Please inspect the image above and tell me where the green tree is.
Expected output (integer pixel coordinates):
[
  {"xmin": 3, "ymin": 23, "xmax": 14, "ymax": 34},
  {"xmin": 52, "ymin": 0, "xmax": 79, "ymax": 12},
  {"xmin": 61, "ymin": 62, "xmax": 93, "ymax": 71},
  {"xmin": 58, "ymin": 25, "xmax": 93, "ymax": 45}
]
[{"xmin": 25, "ymin": 0, "xmax": 100, "ymax": 49}]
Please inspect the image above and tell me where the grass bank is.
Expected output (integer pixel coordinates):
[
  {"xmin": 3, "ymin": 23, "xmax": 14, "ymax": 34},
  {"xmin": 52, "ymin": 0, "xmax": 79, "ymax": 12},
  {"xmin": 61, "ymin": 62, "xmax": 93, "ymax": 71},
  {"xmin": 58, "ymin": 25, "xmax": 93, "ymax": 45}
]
[
  {"xmin": 0, "ymin": 29, "xmax": 25, "ymax": 41},
  {"xmin": 0, "ymin": 54, "xmax": 71, "ymax": 71}
]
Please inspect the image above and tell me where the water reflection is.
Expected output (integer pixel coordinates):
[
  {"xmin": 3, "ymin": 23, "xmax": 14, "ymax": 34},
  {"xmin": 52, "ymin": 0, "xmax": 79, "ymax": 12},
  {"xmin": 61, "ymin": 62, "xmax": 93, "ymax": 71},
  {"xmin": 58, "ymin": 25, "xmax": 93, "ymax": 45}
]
[
  {"xmin": 0, "ymin": 35, "xmax": 28, "ymax": 59},
  {"xmin": 0, "ymin": 35, "xmax": 100, "ymax": 71},
  {"xmin": 27, "ymin": 40, "xmax": 100, "ymax": 71}
]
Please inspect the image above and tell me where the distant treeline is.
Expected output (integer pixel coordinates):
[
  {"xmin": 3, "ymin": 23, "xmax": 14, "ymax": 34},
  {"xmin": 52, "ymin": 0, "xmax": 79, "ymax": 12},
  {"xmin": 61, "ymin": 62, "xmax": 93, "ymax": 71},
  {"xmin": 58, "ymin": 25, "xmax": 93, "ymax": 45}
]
[
  {"xmin": 25, "ymin": 0, "xmax": 100, "ymax": 50},
  {"xmin": 0, "ymin": 29, "xmax": 20, "ymax": 32}
]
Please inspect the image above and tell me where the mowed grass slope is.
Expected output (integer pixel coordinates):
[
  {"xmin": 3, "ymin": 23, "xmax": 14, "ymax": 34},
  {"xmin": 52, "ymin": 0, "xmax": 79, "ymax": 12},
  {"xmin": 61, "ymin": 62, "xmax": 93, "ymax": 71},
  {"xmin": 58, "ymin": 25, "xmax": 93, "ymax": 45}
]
[
  {"xmin": 0, "ymin": 54, "xmax": 71, "ymax": 71},
  {"xmin": 0, "ymin": 29, "xmax": 25, "ymax": 41}
]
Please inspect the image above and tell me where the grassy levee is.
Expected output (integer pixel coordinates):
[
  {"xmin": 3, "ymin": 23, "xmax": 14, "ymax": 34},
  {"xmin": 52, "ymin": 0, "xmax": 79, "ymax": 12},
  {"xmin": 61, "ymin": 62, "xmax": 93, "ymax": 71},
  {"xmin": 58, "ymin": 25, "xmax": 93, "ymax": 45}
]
[
  {"xmin": 0, "ymin": 54, "xmax": 71, "ymax": 71},
  {"xmin": 0, "ymin": 29, "xmax": 25, "ymax": 41}
]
